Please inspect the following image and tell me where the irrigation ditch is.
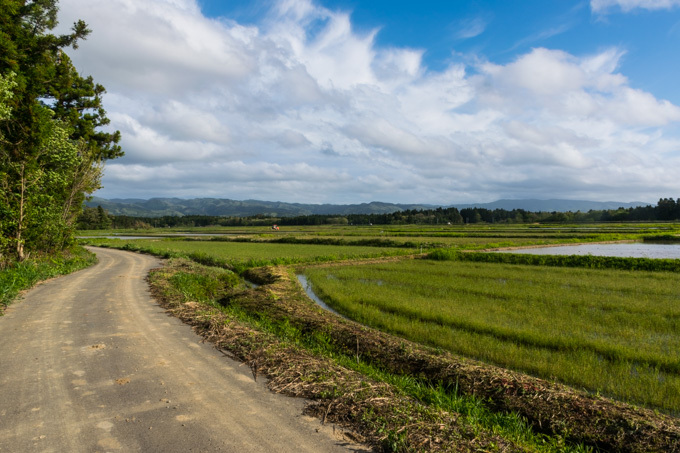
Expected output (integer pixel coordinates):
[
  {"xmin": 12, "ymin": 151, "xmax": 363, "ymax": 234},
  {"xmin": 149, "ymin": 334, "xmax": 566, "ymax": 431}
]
[{"xmin": 296, "ymin": 274, "xmax": 346, "ymax": 319}]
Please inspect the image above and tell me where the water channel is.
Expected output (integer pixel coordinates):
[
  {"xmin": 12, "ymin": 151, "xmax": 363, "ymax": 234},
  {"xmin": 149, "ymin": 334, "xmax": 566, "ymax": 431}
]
[{"xmin": 296, "ymin": 274, "xmax": 346, "ymax": 319}]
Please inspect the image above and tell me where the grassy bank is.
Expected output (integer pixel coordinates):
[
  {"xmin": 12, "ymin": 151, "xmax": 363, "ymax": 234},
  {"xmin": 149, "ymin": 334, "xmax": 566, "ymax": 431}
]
[
  {"xmin": 0, "ymin": 246, "xmax": 97, "ymax": 312},
  {"xmin": 428, "ymin": 248, "xmax": 680, "ymax": 271}
]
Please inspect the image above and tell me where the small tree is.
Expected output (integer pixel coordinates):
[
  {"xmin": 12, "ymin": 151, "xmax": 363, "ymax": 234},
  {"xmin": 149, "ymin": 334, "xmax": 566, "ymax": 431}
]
[{"xmin": 96, "ymin": 205, "xmax": 111, "ymax": 229}]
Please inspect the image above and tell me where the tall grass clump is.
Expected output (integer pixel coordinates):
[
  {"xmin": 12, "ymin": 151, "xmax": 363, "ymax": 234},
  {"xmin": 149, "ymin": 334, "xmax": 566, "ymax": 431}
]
[{"xmin": 152, "ymin": 258, "xmax": 242, "ymax": 306}]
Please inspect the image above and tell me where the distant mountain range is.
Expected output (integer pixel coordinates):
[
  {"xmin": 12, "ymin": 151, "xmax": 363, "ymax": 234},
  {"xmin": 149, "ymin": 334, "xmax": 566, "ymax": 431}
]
[{"xmin": 85, "ymin": 197, "xmax": 651, "ymax": 218}]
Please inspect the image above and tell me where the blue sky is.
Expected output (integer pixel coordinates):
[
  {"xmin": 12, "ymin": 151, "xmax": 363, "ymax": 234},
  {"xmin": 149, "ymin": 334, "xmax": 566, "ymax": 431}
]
[{"xmin": 57, "ymin": 0, "xmax": 680, "ymax": 204}]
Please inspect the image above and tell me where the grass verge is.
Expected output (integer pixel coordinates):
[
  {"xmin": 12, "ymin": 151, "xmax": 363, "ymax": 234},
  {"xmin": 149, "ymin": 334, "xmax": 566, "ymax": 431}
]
[
  {"xmin": 149, "ymin": 259, "xmax": 540, "ymax": 451},
  {"xmin": 0, "ymin": 246, "xmax": 97, "ymax": 312}
]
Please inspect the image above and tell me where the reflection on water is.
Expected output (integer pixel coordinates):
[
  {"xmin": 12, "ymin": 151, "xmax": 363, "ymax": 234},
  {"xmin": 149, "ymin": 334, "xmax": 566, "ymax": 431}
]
[
  {"xmin": 503, "ymin": 243, "xmax": 680, "ymax": 259},
  {"xmin": 296, "ymin": 274, "xmax": 347, "ymax": 318}
]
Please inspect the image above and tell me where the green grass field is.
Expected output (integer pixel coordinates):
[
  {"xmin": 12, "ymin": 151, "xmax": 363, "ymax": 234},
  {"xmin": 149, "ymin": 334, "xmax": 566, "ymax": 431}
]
[
  {"xmin": 302, "ymin": 258, "xmax": 680, "ymax": 413},
  {"xmin": 80, "ymin": 222, "xmax": 680, "ymax": 235},
  {"xmin": 82, "ymin": 237, "xmax": 415, "ymax": 271},
  {"xmin": 79, "ymin": 222, "xmax": 680, "ymax": 249}
]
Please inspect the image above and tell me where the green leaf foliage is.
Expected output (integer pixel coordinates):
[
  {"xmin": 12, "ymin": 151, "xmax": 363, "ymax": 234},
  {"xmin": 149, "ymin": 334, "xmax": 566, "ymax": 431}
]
[{"xmin": 0, "ymin": 0, "xmax": 120, "ymax": 262}]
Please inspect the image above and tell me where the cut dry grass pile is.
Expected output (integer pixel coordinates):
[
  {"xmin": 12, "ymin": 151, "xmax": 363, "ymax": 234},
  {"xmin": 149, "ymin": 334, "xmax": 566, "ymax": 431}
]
[
  {"xmin": 148, "ymin": 258, "xmax": 680, "ymax": 452},
  {"xmin": 149, "ymin": 259, "xmax": 517, "ymax": 452}
]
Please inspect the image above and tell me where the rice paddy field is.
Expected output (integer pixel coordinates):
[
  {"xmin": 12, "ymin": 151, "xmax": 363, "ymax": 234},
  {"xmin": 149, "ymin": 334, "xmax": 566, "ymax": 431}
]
[
  {"xmin": 302, "ymin": 258, "xmax": 680, "ymax": 413},
  {"xmin": 81, "ymin": 222, "xmax": 676, "ymax": 249},
  {"xmin": 81, "ymin": 237, "xmax": 415, "ymax": 271}
]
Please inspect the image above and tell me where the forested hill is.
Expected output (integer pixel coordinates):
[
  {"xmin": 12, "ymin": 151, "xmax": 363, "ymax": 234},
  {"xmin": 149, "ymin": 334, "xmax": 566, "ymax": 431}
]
[
  {"xmin": 85, "ymin": 197, "xmax": 649, "ymax": 218},
  {"xmin": 85, "ymin": 197, "xmax": 436, "ymax": 217}
]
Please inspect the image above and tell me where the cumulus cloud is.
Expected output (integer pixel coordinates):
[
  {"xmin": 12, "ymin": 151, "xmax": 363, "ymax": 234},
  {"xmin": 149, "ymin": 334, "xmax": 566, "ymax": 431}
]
[
  {"xmin": 591, "ymin": 0, "xmax": 680, "ymax": 13},
  {"xmin": 56, "ymin": 0, "xmax": 680, "ymax": 203}
]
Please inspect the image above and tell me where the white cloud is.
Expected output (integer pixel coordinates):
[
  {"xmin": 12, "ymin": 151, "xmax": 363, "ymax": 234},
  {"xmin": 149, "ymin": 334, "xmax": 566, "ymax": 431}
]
[
  {"xmin": 475, "ymin": 47, "xmax": 680, "ymax": 125},
  {"xmin": 454, "ymin": 17, "xmax": 488, "ymax": 40},
  {"xmin": 56, "ymin": 0, "xmax": 680, "ymax": 204},
  {"xmin": 482, "ymin": 48, "xmax": 585, "ymax": 97},
  {"xmin": 110, "ymin": 112, "xmax": 229, "ymax": 164},
  {"xmin": 58, "ymin": 0, "xmax": 255, "ymax": 96},
  {"xmin": 591, "ymin": 0, "xmax": 680, "ymax": 13}
]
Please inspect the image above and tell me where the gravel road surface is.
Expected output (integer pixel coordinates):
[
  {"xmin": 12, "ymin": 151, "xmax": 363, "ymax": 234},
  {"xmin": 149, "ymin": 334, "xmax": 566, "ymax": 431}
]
[{"xmin": 0, "ymin": 247, "xmax": 367, "ymax": 452}]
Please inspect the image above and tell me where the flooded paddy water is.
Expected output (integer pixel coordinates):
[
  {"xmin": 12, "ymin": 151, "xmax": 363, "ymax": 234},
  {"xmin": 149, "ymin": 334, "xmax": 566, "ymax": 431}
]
[{"xmin": 500, "ymin": 242, "xmax": 680, "ymax": 259}]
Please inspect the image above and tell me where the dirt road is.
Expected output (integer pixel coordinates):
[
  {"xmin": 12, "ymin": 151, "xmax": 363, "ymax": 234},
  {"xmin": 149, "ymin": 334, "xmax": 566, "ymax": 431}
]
[{"xmin": 0, "ymin": 247, "xmax": 366, "ymax": 452}]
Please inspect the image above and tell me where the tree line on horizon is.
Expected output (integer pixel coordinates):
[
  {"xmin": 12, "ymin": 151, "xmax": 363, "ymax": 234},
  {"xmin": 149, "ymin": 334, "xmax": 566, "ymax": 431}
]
[{"xmin": 78, "ymin": 197, "xmax": 680, "ymax": 229}]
